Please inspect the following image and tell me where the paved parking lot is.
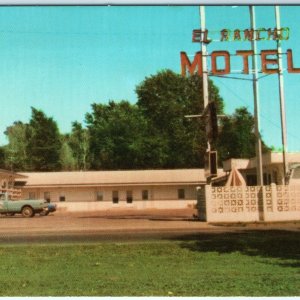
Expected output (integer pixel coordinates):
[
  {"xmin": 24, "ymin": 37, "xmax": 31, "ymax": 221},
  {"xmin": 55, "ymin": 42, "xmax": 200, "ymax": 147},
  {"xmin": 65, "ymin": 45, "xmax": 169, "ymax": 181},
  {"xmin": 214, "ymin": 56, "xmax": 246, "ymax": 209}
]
[
  {"xmin": 0, "ymin": 208, "xmax": 299, "ymax": 243},
  {"xmin": 0, "ymin": 208, "xmax": 201, "ymax": 236}
]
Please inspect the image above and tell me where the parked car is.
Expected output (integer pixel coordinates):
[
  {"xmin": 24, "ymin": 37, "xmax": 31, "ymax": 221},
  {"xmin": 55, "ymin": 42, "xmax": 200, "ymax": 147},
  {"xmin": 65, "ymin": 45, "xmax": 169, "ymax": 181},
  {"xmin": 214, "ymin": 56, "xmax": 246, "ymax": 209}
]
[
  {"xmin": 40, "ymin": 203, "xmax": 57, "ymax": 216},
  {"xmin": 0, "ymin": 192, "xmax": 48, "ymax": 217}
]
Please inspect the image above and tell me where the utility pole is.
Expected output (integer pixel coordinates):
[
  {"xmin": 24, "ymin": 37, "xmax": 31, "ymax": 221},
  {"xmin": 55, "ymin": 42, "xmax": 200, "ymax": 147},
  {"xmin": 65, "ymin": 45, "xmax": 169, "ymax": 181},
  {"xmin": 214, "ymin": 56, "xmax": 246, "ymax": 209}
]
[
  {"xmin": 275, "ymin": 6, "xmax": 288, "ymax": 184},
  {"xmin": 250, "ymin": 6, "xmax": 264, "ymax": 186}
]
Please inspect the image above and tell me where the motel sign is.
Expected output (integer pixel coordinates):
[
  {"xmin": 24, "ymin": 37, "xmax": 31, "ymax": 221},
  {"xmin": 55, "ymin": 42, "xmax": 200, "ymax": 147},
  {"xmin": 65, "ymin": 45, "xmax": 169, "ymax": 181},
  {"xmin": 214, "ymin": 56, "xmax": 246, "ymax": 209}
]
[
  {"xmin": 181, "ymin": 49, "xmax": 300, "ymax": 76},
  {"xmin": 181, "ymin": 27, "xmax": 300, "ymax": 76},
  {"xmin": 192, "ymin": 27, "xmax": 290, "ymax": 43},
  {"xmin": 181, "ymin": 17, "xmax": 300, "ymax": 181}
]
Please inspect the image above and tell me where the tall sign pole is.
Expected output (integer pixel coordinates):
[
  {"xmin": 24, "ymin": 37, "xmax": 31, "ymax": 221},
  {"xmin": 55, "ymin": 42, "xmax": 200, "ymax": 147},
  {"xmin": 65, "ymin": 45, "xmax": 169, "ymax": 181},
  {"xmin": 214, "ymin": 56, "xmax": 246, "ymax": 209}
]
[
  {"xmin": 275, "ymin": 6, "xmax": 288, "ymax": 184},
  {"xmin": 250, "ymin": 6, "xmax": 264, "ymax": 186},
  {"xmin": 200, "ymin": 6, "xmax": 212, "ymax": 184},
  {"xmin": 200, "ymin": 6, "xmax": 209, "ymax": 110}
]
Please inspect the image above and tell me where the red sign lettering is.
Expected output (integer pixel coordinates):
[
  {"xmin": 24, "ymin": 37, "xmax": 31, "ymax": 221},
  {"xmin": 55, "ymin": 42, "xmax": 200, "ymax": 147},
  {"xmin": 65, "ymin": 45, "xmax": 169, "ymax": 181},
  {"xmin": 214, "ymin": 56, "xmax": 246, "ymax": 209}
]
[
  {"xmin": 211, "ymin": 51, "xmax": 230, "ymax": 75},
  {"xmin": 180, "ymin": 49, "xmax": 300, "ymax": 76}
]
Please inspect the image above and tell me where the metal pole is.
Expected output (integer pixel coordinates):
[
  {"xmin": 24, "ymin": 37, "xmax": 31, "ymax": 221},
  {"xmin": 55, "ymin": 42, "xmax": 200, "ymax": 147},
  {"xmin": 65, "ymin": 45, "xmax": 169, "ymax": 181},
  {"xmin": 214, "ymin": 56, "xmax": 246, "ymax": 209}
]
[
  {"xmin": 250, "ymin": 6, "xmax": 264, "ymax": 186},
  {"xmin": 200, "ymin": 6, "xmax": 209, "ymax": 110},
  {"xmin": 200, "ymin": 6, "xmax": 210, "ymax": 152},
  {"xmin": 275, "ymin": 6, "xmax": 288, "ymax": 184},
  {"xmin": 200, "ymin": 6, "xmax": 211, "ymax": 185}
]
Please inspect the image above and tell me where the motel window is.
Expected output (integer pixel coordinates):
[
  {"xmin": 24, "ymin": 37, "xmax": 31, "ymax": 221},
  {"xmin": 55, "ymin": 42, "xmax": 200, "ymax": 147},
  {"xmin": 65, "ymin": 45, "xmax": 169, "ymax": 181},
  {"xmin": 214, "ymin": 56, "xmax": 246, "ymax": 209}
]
[
  {"xmin": 96, "ymin": 191, "xmax": 104, "ymax": 201},
  {"xmin": 178, "ymin": 189, "xmax": 185, "ymax": 200},
  {"xmin": 272, "ymin": 171, "xmax": 278, "ymax": 184},
  {"xmin": 112, "ymin": 191, "xmax": 119, "ymax": 204},
  {"xmin": 263, "ymin": 173, "xmax": 271, "ymax": 185},
  {"xmin": 142, "ymin": 190, "xmax": 148, "ymax": 200},
  {"xmin": 59, "ymin": 195, "xmax": 66, "ymax": 202},
  {"xmin": 126, "ymin": 191, "xmax": 133, "ymax": 203},
  {"xmin": 29, "ymin": 192, "xmax": 36, "ymax": 200},
  {"xmin": 44, "ymin": 192, "xmax": 51, "ymax": 203}
]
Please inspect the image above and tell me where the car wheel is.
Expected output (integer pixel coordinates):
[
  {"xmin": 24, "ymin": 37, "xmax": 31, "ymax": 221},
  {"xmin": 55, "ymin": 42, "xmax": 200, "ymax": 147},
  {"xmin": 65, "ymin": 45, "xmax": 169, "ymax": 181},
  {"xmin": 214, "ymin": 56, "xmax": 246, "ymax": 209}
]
[{"xmin": 21, "ymin": 206, "xmax": 34, "ymax": 218}]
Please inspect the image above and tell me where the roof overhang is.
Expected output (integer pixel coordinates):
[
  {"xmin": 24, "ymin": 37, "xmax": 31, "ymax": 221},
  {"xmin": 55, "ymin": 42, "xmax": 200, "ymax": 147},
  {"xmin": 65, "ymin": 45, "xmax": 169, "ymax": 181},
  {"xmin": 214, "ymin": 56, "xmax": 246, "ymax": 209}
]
[
  {"xmin": 223, "ymin": 152, "xmax": 300, "ymax": 172},
  {"xmin": 0, "ymin": 169, "xmax": 28, "ymax": 179},
  {"xmin": 22, "ymin": 181, "xmax": 206, "ymax": 189}
]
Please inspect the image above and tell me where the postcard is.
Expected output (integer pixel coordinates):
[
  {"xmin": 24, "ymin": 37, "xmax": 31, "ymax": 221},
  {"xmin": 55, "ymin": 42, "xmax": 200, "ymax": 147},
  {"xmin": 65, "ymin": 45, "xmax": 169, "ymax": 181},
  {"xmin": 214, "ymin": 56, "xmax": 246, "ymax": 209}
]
[{"xmin": 0, "ymin": 4, "xmax": 298, "ymax": 297}]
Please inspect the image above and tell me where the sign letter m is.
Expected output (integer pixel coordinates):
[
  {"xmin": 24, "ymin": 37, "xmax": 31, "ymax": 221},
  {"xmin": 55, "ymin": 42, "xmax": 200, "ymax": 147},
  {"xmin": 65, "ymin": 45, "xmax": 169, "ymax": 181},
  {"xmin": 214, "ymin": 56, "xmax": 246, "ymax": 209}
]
[{"xmin": 180, "ymin": 51, "xmax": 203, "ymax": 77}]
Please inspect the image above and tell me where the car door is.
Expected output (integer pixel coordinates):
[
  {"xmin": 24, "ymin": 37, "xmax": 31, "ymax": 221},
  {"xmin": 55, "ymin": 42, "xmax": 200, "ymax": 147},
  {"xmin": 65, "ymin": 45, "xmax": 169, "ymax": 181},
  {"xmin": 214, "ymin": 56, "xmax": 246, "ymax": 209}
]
[{"xmin": 0, "ymin": 194, "xmax": 6, "ymax": 213}]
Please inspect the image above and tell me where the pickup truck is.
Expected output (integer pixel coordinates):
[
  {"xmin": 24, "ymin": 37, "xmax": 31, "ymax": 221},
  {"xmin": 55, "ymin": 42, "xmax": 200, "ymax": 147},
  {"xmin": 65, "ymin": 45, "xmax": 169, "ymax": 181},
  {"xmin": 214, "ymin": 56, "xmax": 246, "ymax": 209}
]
[{"xmin": 0, "ymin": 192, "xmax": 48, "ymax": 217}]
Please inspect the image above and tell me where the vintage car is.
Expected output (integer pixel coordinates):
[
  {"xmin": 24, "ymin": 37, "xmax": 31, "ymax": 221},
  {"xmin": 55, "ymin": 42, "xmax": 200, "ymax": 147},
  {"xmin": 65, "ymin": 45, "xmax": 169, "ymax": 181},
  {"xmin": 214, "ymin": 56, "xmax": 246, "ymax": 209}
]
[{"xmin": 0, "ymin": 192, "xmax": 48, "ymax": 217}]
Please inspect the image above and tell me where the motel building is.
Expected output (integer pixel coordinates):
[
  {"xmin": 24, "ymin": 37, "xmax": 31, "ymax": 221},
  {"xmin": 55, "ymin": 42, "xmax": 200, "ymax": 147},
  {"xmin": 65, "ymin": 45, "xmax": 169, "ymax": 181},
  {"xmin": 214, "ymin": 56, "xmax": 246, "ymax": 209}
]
[
  {"xmin": 220, "ymin": 152, "xmax": 300, "ymax": 186},
  {"xmin": 0, "ymin": 151, "xmax": 299, "ymax": 221},
  {"xmin": 16, "ymin": 169, "xmax": 211, "ymax": 212}
]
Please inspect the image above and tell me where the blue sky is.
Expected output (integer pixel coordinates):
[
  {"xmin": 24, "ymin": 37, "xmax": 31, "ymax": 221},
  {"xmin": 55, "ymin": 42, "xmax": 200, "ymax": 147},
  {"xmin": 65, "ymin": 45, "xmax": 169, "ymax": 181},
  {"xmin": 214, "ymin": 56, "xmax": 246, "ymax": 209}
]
[{"xmin": 0, "ymin": 5, "xmax": 300, "ymax": 151}]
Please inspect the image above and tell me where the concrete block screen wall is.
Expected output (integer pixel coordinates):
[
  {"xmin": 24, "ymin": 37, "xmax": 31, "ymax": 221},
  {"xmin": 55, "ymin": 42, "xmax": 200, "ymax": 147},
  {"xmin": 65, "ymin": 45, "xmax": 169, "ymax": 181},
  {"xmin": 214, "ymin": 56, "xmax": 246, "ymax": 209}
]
[{"xmin": 204, "ymin": 184, "xmax": 300, "ymax": 222}]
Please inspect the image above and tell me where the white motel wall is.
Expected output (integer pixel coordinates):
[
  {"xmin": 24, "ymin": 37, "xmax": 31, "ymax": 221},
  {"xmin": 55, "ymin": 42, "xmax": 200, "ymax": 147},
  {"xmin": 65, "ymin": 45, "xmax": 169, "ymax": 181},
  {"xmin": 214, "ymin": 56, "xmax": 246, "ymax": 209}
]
[
  {"xmin": 18, "ymin": 169, "xmax": 209, "ymax": 212},
  {"xmin": 21, "ymin": 185, "xmax": 198, "ymax": 212}
]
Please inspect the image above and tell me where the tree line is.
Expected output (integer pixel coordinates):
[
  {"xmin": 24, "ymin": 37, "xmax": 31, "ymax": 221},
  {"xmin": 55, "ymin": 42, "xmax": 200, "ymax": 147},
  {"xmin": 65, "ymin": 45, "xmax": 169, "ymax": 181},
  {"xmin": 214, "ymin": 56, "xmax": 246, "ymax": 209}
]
[{"xmin": 0, "ymin": 70, "xmax": 267, "ymax": 172}]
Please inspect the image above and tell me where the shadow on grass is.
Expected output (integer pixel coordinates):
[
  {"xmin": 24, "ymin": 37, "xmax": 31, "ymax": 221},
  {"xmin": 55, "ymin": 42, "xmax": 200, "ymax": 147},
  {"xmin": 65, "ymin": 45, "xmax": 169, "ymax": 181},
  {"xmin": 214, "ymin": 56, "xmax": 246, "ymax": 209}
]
[{"xmin": 170, "ymin": 230, "xmax": 300, "ymax": 268}]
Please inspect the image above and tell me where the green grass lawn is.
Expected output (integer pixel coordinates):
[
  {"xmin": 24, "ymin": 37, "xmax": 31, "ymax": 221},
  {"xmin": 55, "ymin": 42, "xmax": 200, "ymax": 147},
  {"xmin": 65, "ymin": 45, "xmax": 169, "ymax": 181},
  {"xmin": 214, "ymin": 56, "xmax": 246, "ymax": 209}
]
[{"xmin": 0, "ymin": 230, "xmax": 299, "ymax": 296}]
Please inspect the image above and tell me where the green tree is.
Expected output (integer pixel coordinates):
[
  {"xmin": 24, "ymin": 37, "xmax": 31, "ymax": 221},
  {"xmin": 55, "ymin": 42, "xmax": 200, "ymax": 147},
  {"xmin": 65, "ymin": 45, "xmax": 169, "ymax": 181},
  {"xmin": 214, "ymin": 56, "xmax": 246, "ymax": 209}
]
[
  {"xmin": 217, "ymin": 107, "xmax": 269, "ymax": 162},
  {"xmin": 86, "ymin": 100, "xmax": 159, "ymax": 170},
  {"xmin": 68, "ymin": 122, "xmax": 90, "ymax": 170},
  {"xmin": 4, "ymin": 121, "xmax": 30, "ymax": 171},
  {"xmin": 60, "ymin": 137, "xmax": 77, "ymax": 171},
  {"xmin": 26, "ymin": 107, "xmax": 62, "ymax": 171},
  {"xmin": 0, "ymin": 146, "xmax": 6, "ymax": 169},
  {"xmin": 136, "ymin": 70, "xmax": 224, "ymax": 168}
]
